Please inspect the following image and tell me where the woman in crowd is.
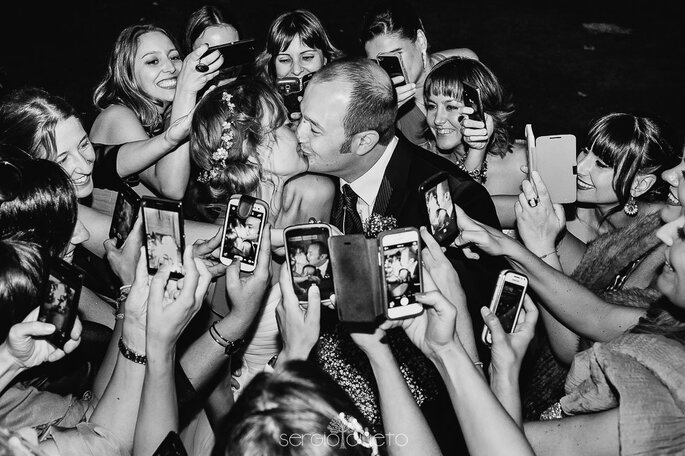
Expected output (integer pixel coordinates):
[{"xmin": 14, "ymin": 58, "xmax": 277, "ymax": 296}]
[
  {"xmin": 183, "ymin": 5, "xmax": 240, "ymax": 54},
  {"xmin": 91, "ymin": 24, "xmax": 222, "ymax": 203},
  {"xmin": 423, "ymin": 56, "xmax": 527, "ymax": 226},
  {"xmin": 361, "ymin": 0, "xmax": 478, "ymax": 146},
  {"xmin": 256, "ymin": 10, "xmax": 343, "ymax": 85}
]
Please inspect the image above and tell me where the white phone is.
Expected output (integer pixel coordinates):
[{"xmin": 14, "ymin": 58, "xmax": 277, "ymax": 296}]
[
  {"xmin": 219, "ymin": 195, "xmax": 268, "ymax": 273},
  {"xmin": 535, "ymin": 134, "xmax": 577, "ymax": 204},
  {"xmin": 379, "ymin": 227, "xmax": 424, "ymax": 320},
  {"xmin": 481, "ymin": 270, "xmax": 528, "ymax": 346}
]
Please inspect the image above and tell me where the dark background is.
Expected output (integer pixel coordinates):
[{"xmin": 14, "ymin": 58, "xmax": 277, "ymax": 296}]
[{"xmin": 2, "ymin": 0, "xmax": 683, "ymax": 147}]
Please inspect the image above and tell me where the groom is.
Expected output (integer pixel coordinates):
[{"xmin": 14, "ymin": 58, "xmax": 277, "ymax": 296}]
[{"xmin": 296, "ymin": 57, "xmax": 506, "ymax": 453}]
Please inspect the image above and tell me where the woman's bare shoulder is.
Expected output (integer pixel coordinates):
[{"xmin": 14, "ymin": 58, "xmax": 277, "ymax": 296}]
[{"xmin": 90, "ymin": 104, "xmax": 148, "ymax": 144}]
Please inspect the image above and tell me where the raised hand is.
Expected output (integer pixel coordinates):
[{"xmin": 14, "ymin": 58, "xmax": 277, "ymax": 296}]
[
  {"xmin": 192, "ymin": 227, "xmax": 227, "ymax": 279},
  {"xmin": 276, "ymin": 263, "xmax": 321, "ymax": 364},
  {"xmin": 175, "ymin": 44, "xmax": 223, "ymax": 98},
  {"xmin": 103, "ymin": 214, "xmax": 143, "ymax": 286},
  {"xmin": 420, "ymin": 226, "xmax": 465, "ymax": 301},
  {"xmin": 453, "ymin": 204, "xmax": 519, "ymax": 259},
  {"xmin": 514, "ymin": 171, "xmax": 566, "ymax": 256},
  {"xmin": 2, "ymin": 307, "xmax": 82, "ymax": 369},
  {"xmin": 460, "ymin": 106, "xmax": 493, "ymax": 152},
  {"xmin": 394, "ymin": 77, "xmax": 417, "ymax": 108}
]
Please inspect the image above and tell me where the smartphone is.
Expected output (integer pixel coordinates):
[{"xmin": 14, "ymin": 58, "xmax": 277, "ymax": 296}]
[
  {"xmin": 462, "ymin": 82, "xmax": 485, "ymax": 123},
  {"xmin": 418, "ymin": 172, "xmax": 459, "ymax": 245},
  {"xmin": 284, "ymin": 223, "xmax": 334, "ymax": 305},
  {"xmin": 329, "ymin": 235, "xmax": 384, "ymax": 323},
  {"xmin": 152, "ymin": 431, "xmax": 188, "ymax": 456},
  {"xmin": 379, "ymin": 228, "xmax": 423, "ymax": 319},
  {"xmin": 38, "ymin": 258, "xmax": 83, "ymax": 348},
  {"xmin": 219, "ymin": 195, "xmax": 268, "ymax": 273},
  {"xmin": 141, "ymin": 197, "xmax": 185, "ymax": 279},
  {"xmin": 525, "ymin": 124, "xmax": 536, "ymax": 179},
  {"xmin": 277, "ymin": 72, "xmax": 314, "ymax": 116},
  {"xmin": 376, "ymin": 52, "xmax": 409, "ymax": 87},
  {"xmin": 535, "ymin": 134, "xmax": 577, "ymax": 204},
  {"xmin": 109, "ymin": 182, "xmax": 141, "ymax": 248},
  {"xmin": 481, "ymin": 270, "xmax": 528, "ymax": 346},
  {"xmin": 201, "ymin": 38, "xmax": 256, "ymax": 70}
]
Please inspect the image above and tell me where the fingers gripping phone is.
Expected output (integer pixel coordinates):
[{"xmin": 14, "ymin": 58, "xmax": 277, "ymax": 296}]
[
  {"xmin": 376, "ymin": 52, "xmax": 409, "ymax": 88},
  {"xmin": 380, "ymin": 228, "xmax": 424, "ymax": 319},
  {"xmin": 419, "ymin": 172, "xmax": 459, "ymax": 245},
  {"xmin": 462, "ymin": 82, "xmax": 485, "ymax": 123},
  {"xmin": 38, "ymin": 258, "xmax": 83, "ymax": 348},
  {"xmin": 481, "ymin": 270, "xmax": 528, "ymax": 346},
  {"xmin": 277, "ymin": 72, "xmax": 313, "ymax": 117},
  {"xmin": 219, "ymin": 194, "xmax": 268, "ymax": 273},
  {"xmin": 284, "ymin": 223, "xmax": 334, "ymax": 305},
  {"xmin": 141, "ymin": 197, "xmax": 185, "ymax": 279},
  {"xmin": 109, "ymin": 182, "xmax": 141, "ymax": 248}
]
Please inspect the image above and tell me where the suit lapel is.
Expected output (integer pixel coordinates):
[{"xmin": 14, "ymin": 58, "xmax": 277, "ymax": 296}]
[{"xmin": 373, "ymin": 135, "xmax": 414, "ymax": 218}]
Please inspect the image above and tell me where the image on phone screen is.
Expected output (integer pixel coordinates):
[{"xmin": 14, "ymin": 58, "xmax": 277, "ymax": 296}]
[
  {"xmin": 110, "ymin": 190, "xmax": 139, "ymax": 248},
  {"xmin": 425, "ymin": 179, "xmax": 458, "ymax": 243},
  {"xmin": 143, "ymin": 207, "xmax": 183, "ymax": 276},
  {"xmin": 38, "ymin": 261, "xmax": 81, "ymax": 348},
  {"xmin": 286, "ymin": 227, "xmax": 334, "ymax": 303},
  {"xmin": 383, "ymin": 241, "xmax": 421, "ymax": 308},
  {"xmin": 222, "ymin": 203, "xmax": 264, "ymax": 266},
  {"xmin": 495, "ymin": 281, "xmax": 526, "ymax": 333}
]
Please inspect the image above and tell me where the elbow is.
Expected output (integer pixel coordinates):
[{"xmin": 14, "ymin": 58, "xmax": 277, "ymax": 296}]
[{"xmin": 159, "ymin": 184, "xmax": 187, "ymax": 201}]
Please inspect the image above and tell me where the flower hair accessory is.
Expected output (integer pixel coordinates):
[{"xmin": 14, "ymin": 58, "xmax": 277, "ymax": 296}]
[
  {"xmin": 197, "ymin": 92, "xmax": 236, "ymax": 184},
  {"xmin": 328, "ymin": 412, "xmax": 379, "ymax": 456},
  {"xmin": 363, "ymin": 213, "xmax": 398, "ymax": 239}
]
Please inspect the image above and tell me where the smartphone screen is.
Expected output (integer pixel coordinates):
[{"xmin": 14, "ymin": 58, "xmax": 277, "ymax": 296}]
[
  {"xmin": 382, "ymin": 237, "xmax": 422, "ymax": 317},
  {"xmin": 38, "ymin": 259, "xmax": 82, "ymax": 348},
  {"xmin": 221, "ymin": 201, "xmax": 266, "ymax": 267},
  {"xmin": 495, "ymin": 280, "xmax": 526, "ymax": 333},
  {"xmin": 377, "ymin": 53, "xmax": 407, "ymax": 87},
  {"xmin": 285, "ymin": 225, "xmax": 333, "ymax": 304},
  {"xmin": 142, "ymin": 199, "xmax": 184, "ymax": 278},
  {"xmin": 109, "ymin": 186, "xmax": 140, "ymax": 248},
  {"xmin": 424, "ymin": 177, "xmax": 459, "ymax": 244},
  {"xmin": 462, "ymin": 82, "xmax": 485, "ymax": 123}
]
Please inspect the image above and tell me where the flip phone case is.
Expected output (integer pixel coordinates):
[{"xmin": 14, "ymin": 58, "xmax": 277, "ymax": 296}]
[{"xmin": 328, "ymin": 235, "xmax": 384, "ymax": 323}]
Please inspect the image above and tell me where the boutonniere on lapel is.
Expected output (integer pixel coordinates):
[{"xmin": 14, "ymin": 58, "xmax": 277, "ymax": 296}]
[{"xmin": 363, "ymin": 213, "xmax": 398, "ymax": 239}]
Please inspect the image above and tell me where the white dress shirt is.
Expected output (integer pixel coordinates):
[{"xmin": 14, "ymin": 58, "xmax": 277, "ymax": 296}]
[{"xmin": 339, "ymin": 136, "xmax": 398, "ymax": 223}]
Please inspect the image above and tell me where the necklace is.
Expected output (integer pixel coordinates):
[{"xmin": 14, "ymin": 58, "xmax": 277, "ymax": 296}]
[{"xmin": 453, "ymin": 149, "xmax": 488, "ymax": 184}]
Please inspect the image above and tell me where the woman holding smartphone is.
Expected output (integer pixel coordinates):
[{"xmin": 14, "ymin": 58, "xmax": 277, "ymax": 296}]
[
  {"xmin": 421, "ymin": 57, "xmax": 527, "ymax": 227},
  {"xmin": 361, "ymin": 0, "xmax": 478, "ymax": 146},
  {"xmin": 183, "ymin": 5, "xmax": 240, "ymax": 54}
]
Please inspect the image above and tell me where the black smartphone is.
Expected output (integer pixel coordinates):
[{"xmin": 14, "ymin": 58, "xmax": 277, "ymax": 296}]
[
  {"xmin": 219, "ymin": 194, "xmax": 269, "ymax": 273},
  {"xmin": 202, "ymin": 38, "xmax": 256, "ymax": 71},
  {"xmin": 481, "ymin": 270, "xmax": 528, "ymax": 345},
  {"xmin": 152, "ymin": 431, "xmax": 188, "ymax": 456},
  {"xmin": 379, "ymin": 228, "xmax": 423, "ymax": 319},
  {"xmin": 141, "ymin": 197, "xmax": 185, "ymax": 279},
  {"xmin": 284, "ymin": 223, "xmax": 334, "ymax": 304},
  {"xmin": 376, "ymin": 52, "xmax": 409, "ymax": 87},
  {"xmin": 277, "ymin": 72, "xmax": 314, "ymax": 117},
  {"xmin": 109, "ymin": 182, "xmax": 141, "ymax": 248},
  {"xmin": 418, "ymin": 172, "xmax": 459, "ymax": 245},
  {"xmin": 462, "ymin": 82, "xmax": 485, "ymax": 123},
  {"xmin": 38, "ymin": 258, "xmax": 83, "ymax": 348}
]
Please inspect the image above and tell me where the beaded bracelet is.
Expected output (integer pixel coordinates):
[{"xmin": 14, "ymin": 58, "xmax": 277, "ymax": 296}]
[{"xmin": 118, "ymin": 337, "xmax": 147, "ymax": 365}]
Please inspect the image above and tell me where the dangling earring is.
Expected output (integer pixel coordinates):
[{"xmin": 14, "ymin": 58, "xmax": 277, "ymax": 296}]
[{"xmin": 623, "ymin": 196, "xmax": 638, "ymax": 216}]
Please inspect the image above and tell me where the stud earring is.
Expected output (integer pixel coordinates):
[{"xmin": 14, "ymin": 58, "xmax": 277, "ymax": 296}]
[{"xmin": 624, "ymin": 196, "xmax": 638, "ymax": 216}]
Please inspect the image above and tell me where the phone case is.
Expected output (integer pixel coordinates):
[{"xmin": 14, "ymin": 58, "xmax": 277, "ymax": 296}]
[
  {"xmin": 220, "ymin": 194, "xmax": 268, "ymax": 272},
  {"xmin": 141, "ymin": 197, "xmax": 185, "ymax": 278},
  {"xmin": 39, "ymin": 257, "xmax": 83, "ymax": 348},
  {"xmin": 535, "ymin": 134, "xmax": 577, "ymax": 204},
  {"xmin": 202, "ymin": 38, "xmax": 256, "ymax": 69},
  {"xmin": 462, "ymin": 82, "xmax": 485, "ymax": 123},
  {"xmin": 481, "ymin": 269, "xmax": 528, "ymax": 345},
  {"xmin": 418, "ymin": 172, "xmax": 460, "ymax": 245},
  {"xmin": 109, "ymin": 182, "xmax": 141, "ymax": 248},
  {"xmin": 377, "ymin": 52, "xmax": 408, "ymax": 86},
  {"xmin": 378, "ymin": 227, "xmax": 424, "ymax": 319},
  {"xmin": 328, "ymin": 235, "xmax": 384, "ymax": 323}
]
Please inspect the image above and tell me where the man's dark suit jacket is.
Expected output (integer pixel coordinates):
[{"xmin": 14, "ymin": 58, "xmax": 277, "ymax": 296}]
[{"xmin": 321, "ymin": 133, "xmax": 509, "ymax": 455}]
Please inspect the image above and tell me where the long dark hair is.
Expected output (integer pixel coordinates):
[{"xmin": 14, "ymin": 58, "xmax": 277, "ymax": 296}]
[{"xmin": 183, "ymin": 5, "xmax": 240, "ymax": 54}]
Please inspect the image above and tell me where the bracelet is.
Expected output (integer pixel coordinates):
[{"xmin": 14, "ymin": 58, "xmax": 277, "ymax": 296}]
[
  {"xmin": 118, "ymin": 337, "xmax": 147, "ymax": 365},
  {"xmin": 473, "ymin": 361, "xmax": 484, "ymax": 369},
  {"xmin": 538, "ymin": 249, "xmax": 557, "ymax": 260},
  {"xmin": 209, "ymin": 322, "xmax": 245, "ymax": 356}
]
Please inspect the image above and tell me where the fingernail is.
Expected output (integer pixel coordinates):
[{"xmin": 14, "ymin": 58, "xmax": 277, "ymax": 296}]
[{"xmin": 480, "ymin": 306, "xmax": 491, "ymax": 315}]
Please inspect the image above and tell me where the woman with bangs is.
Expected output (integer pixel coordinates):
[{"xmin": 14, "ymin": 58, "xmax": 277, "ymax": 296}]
[
  {"xmin": 255, "ymin": 10, "xmax": 344, "ymax": 121},
  {"xmin": 422, "ymin": 57, "xmax": 528, "ymax": 227},
  {"xmin": 187, "ymin": 78, "xmax": 333, "ymax": 438},
  {"xmin": 91, "ymin": 23, "xmax": 223, "ymax": 206}
]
